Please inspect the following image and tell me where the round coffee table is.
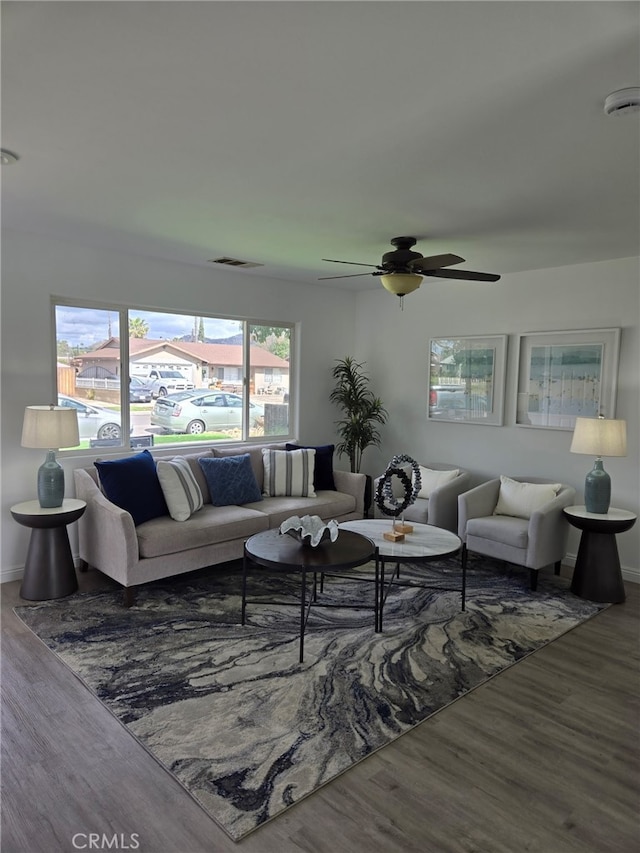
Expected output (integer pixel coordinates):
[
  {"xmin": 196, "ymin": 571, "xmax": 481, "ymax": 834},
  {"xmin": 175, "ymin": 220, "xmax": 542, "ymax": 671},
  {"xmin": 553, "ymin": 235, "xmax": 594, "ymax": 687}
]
[
  {"xmin": 242, "ymin": 528, "xmax": 377, "ymax": 662},
  {"xmin": 340, "ymin": 519, "xmax": 462, "ymax": 630}
]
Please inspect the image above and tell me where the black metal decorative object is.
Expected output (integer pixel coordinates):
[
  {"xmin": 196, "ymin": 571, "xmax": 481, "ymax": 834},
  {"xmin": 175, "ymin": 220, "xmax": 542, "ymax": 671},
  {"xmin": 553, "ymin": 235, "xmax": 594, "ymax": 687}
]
[
  {"xmin": 375, "ymin": 454, "xmax": 422, "ymax": 518},
  {"xmin": 389, "ymin": 454, "xmax": 421, "ymax": 503},
  {"xmin": 375, "ymin": 467, "xmax": 413, "ymax": 517}
]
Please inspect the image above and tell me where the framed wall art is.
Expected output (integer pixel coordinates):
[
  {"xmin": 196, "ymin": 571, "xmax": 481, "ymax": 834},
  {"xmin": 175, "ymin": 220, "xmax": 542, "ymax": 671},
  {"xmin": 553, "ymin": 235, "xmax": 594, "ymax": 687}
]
[
  {"xmin": 515, "ymin": 328, "xmax": 621, "ymax": 430},
  {"xmin": 428, "ymin": 335, "xmax": 507, "ymax": 426}
]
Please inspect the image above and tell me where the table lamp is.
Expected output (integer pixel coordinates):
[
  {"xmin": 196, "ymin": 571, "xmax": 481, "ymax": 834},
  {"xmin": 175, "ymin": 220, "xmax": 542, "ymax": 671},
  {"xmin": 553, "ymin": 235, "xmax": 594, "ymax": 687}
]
[
  {"xmin": 569, "ymin": 416, "xmax": 627, "ymax": 514},
  {"xmin": 21, "ymin": 405, "xmax": 80, "ymax": 507}
]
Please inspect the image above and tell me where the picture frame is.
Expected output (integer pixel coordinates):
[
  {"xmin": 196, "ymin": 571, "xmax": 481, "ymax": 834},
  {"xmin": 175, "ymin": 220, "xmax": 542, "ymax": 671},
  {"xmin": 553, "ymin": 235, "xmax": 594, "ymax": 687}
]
[
  {"xmin": 515, "ymin": 328, "xmax": 621, "ymax": 430},
  {"xmin": 428, "ymin": 335, "xmax": 507, "ymax": 426}
]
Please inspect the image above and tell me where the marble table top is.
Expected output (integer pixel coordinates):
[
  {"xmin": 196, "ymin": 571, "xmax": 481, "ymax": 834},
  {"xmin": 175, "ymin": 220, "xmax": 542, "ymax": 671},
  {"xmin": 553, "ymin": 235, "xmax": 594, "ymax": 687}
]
[
  {"xmin": 340, "ymin": 518, "xmax": 461, "ymax": 560},
  {"xmin": 563, "ymin": 505, "xmax": 637, "ymax": 522},
  {"xmin": 11, "ymin": 497, "xmax": 86, "ymax": 518}
]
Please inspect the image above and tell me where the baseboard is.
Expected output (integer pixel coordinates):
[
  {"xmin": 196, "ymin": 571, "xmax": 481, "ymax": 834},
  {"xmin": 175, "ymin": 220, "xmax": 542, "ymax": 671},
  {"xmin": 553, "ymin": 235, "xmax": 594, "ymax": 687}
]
[
  {"xmin": 1, "ymin": 556, "xmax": 85, "ymax": 586},
  {"xmin": 564, "ymin": 552, "xmax": 640, "ymax": 585},
  {"xmin": 4, "ymin": 556, "xmax": 638, "ymax": 586},
  {"xmin": 1, "ymin": 565, "xmax": 25, "ymax": 584}
]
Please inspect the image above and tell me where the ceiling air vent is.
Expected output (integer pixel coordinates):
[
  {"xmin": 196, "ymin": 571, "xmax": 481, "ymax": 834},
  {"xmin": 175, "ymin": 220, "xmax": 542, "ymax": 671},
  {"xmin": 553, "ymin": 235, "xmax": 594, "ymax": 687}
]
[{"xmin": 208, "ymin": 257, "xmax": 264, "ymax": 269}]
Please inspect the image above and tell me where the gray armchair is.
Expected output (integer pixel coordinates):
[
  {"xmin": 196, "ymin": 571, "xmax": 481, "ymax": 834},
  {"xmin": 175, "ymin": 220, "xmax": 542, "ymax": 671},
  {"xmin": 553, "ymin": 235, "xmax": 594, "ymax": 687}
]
[
  {"xmin": 374, "ymin": 462, "xmax": 471, "ymax": 533},
  {"xmin": 458, "ymin": 476, "xmax": 576, "ymax": 590}
]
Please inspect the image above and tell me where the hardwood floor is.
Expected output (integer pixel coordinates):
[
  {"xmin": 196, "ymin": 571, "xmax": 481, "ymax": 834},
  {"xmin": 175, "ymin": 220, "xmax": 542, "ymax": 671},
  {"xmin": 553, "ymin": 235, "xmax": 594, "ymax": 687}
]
[{"xmin": 1, "ymin": 567, "xmax": 638, "ymax": 853}]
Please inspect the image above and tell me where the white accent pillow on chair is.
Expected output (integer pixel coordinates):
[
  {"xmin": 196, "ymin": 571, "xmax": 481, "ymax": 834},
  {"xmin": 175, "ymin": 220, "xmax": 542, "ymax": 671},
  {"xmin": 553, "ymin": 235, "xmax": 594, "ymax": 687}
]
[
  {"xmin": 417, "ymin": 466, "xmax": 459, "ymax": 499},
  {"xmin": 494, "ymin": 475, "xmax": 561, "ymax": 519}
]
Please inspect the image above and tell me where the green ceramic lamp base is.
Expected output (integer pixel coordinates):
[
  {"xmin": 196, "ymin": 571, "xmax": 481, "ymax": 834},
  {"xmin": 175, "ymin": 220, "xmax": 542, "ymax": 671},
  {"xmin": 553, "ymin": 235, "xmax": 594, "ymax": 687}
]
[
  {"xmin": 584, "ymin": 458, "xmax": 611, "ymax": 514},
  {"xmin": 37, "ymin": 449, "xmax": 65, "ymax": 508}
]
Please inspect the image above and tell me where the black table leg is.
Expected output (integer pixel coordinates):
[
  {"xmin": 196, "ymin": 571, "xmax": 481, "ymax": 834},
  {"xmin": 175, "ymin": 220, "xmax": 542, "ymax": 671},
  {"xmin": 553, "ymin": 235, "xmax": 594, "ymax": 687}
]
[
  {"xmin": 299, "ymin": 570, "xmax": 307, "ymax": 663},
  {"xmin": 20, "ymin": 527, "xmax": 78, "ymax": 601},
  {"xmin": 378, "ymin": 558, "xmax": 386, "ymax": 632},
  {"xmin": 461, "ymin": 552, "xmax": 467, "ymax": 612},
  {"xmin": 374, "ymin": 551, "xmax": 380, "ymax": 633},
  {"xmin": 241, "ymin": 551, "xmax": 248, "ymax": 624},
  {"xmin": 571, "ymin": 530, "xmax": 626, "ymax": 603}
]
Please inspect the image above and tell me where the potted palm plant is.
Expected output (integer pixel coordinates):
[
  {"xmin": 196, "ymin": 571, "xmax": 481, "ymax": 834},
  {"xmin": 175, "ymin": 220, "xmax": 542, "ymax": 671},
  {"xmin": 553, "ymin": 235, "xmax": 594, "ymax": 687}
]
[{"xmin": 330, "ymin": 357, "xmax": 388, "ymax": 513}]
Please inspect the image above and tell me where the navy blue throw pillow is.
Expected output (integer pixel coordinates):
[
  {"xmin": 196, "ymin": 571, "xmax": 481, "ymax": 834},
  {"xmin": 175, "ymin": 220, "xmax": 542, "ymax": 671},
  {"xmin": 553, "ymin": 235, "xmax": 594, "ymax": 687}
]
[
  {"xmin": 286, "ymin": 443, "xmax": 336, "ymax": 491},
  {"xmin": 94, "ymin": 449, "xmax": 168, "ymax": 526},
  {"xmin": 198, "ymin": 454, "xmax": 263, "ymax": 507}
]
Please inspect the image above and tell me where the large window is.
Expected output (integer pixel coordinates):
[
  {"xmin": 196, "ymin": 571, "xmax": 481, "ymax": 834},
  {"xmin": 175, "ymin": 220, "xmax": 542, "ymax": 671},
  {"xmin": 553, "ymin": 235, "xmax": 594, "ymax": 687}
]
[{"xmin": 54, "ymin": 302, "xmax": 293, "ymax": 451}]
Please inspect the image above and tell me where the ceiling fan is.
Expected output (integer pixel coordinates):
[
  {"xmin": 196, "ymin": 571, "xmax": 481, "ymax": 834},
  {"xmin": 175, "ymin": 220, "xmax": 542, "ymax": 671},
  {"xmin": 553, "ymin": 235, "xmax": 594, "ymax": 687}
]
[{"xmin": 319, "ymin": 236, "xmax": 500, "ymax": 300}]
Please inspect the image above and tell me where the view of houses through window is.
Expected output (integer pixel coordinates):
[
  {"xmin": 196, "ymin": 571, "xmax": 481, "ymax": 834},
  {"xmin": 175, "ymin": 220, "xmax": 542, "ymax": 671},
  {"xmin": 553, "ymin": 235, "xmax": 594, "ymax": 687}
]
[{"xmin": 54, "ymin": 303, "xmax": 292, "ymax": 450}]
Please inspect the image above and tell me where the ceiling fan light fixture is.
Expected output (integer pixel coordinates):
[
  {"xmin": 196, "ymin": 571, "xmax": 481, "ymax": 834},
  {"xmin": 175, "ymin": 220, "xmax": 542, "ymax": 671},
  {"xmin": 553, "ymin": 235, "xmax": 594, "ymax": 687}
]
[
  {"xmin": 380, "ymin": 273, "xmax": 423, "ymax": 297},
  {"xmin": 0, "ymin": 149, "xmax": 20, "ymax": 165},
  {"xmin": 604, "ymin": 87, "xmax": 640, "ymax": 117}
]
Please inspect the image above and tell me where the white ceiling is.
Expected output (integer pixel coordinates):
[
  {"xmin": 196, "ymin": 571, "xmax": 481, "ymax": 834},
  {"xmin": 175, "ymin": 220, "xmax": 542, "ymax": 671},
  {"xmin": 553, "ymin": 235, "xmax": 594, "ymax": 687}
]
[{"xmin": 2, "ymin": 1, "xmax": 639, "ymax": 291}]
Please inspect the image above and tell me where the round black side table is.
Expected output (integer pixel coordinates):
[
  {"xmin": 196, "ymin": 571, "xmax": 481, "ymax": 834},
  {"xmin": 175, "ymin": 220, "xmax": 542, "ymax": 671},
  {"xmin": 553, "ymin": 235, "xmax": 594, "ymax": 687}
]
[
  {"xmin": 563, "ymin": 505, "xmax": 637, "ymax": 603},
  {"xmin": 11, "ymin": 498, "xmax": 86, "ymax": 600}
]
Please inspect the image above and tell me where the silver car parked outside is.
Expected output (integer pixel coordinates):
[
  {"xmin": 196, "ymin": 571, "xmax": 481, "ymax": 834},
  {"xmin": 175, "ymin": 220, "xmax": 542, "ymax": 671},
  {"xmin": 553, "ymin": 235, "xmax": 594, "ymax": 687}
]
[
  {"xmin": 57, "ymin": 394, "xmax": 123, "ymax": 441},
  {"xmin": 151, "ymin": 391, "xmax": 264, "ymax": 435}
]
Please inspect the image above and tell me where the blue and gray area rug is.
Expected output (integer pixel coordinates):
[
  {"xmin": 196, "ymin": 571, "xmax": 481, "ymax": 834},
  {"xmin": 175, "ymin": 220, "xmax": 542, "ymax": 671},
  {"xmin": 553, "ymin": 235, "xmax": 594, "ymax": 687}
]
[{"xmin": 15, "ymin": 556, "xmax": 605, "ymax": 841}]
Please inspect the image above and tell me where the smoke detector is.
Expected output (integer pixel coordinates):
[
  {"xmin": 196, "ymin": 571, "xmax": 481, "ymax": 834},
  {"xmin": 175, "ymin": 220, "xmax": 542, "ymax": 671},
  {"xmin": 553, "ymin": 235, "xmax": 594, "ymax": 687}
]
[{"xmin": 603, "ymin": 87, "xmax": 640, "ymax": 117}]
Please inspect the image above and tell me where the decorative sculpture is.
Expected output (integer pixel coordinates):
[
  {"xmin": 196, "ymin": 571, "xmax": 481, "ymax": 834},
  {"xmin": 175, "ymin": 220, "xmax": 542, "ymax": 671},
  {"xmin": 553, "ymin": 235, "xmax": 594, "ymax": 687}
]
[
  {"xmin": 279, "ymin": 514, "xmax": 339, "ymax": 548},
  {"xmin": 375, "ymin": 454, "xmax": 422, "ymax": 540}
]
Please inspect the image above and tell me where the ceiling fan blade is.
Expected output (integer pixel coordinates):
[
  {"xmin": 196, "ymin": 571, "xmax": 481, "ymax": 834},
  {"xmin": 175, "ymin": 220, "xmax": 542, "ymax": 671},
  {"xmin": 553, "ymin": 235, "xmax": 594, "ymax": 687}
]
[
  {"xmin": 318, "ymin": 272, "xmax": 377, "ymax": 280},
  {"xmin": 422, "ymin": 269, "xmax": 501, "ymax": 282},
  {"xmin": 410, "ymin": 253, "xmax": 465, "ymax": 271},
  {"xmin": 322, "ymin": 258, "xmax": 381, "ymax": 268}
]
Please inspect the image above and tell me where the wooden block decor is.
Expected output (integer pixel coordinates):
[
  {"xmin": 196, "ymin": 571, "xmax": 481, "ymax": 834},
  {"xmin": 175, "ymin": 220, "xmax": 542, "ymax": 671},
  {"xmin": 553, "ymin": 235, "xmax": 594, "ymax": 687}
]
[
  {"xmin": 395, "ymin": 523, "xmax": 414, "ymax": 534},
  {"xmin": 383, "ymin": 530, "xmax": 405, "ymax": 542}
]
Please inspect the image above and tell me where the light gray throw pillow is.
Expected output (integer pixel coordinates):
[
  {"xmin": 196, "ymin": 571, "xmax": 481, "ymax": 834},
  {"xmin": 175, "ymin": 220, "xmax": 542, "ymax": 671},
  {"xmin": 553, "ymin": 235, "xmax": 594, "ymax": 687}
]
[
  {"xmin": 262, "ymin": 448, "xmax": 316, "ymax": 497},
  {"xmin": 157, "ymin": 457, "xmax": 204, "ymax": 521}
]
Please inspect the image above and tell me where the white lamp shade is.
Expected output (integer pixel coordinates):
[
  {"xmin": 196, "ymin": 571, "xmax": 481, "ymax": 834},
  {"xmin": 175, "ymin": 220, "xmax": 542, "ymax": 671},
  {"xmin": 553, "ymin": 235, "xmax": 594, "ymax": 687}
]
[
  {"xmin": 569, "ymin": 417, "xmax": 627, "ymax": 457},
  {"xmin": 21, "ymin": 405, "xmax": 80, "ymax": 449},
  {"xmin": 380, "ymin": 273, "xmax": 423, "ymax": 296}
]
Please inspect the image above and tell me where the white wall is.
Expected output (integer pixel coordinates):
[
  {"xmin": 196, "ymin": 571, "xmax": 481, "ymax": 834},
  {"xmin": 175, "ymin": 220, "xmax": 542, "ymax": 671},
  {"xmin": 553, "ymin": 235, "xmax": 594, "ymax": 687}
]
[
  {"xmin": 3, "ymin": 232, "xmax": 638, "ymax": 583},
  {"xmin": 353, "ymin": 256, "xmax": 640, "ymax": 579},
  {"xmin": 1, "ymin": 231, "xmax": 357, "ymax": 581}
]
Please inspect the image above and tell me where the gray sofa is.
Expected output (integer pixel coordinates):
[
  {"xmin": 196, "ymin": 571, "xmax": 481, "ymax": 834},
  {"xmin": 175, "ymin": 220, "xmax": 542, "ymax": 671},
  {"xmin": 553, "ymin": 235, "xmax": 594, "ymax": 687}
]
[{"xmin": 74, "ymin": 443, "xmax": 366, "ymax": 605}]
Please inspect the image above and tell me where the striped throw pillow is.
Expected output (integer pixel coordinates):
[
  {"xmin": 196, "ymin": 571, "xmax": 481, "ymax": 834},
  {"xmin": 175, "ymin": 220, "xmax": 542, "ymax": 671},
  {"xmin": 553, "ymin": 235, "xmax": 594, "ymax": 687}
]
[
  {"xmin": 262, "ymin": 448, "xmax": 316, "ymax": 497},
  {"xmin": 156, "ymin": 457, "xmax": 204, "ymax": 521}
]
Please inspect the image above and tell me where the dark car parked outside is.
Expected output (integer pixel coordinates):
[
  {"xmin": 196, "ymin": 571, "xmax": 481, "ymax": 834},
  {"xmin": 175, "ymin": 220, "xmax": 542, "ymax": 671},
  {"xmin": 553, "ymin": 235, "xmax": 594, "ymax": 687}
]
[
  {"xmin": 76, "ymin": 367, "xmax": 153, "ymax": 404},
  {"xmin": 129, "ymin": 376, "xmax": 153, "ymax": 403}
]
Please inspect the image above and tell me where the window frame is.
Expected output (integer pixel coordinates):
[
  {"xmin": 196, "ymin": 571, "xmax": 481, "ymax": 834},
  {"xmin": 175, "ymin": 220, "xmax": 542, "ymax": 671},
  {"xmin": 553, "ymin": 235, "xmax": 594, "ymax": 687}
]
[{"xmin": 52, "ymin": 297, "xmax": 295, "ymax": 455}]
